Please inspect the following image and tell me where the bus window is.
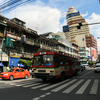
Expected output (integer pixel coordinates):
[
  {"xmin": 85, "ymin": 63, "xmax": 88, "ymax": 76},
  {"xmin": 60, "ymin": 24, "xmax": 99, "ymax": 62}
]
[
  {"xmin": 43, "ymin": 55, "xmax": 53, "ymax": 66},
  {"xmin": 33, "ymin": 56, "xmax": 42, "ymax": 66},
  {"xmin": 54, "ymin": 56, "xmax": 60, "ymax": 66},
  {"xmin": 60, "ymin": 56, "xmax": 63, "ymax": 65},
  {"xmin": 64, "ymin": 56, "xmax": 68, "ymax": 64}
]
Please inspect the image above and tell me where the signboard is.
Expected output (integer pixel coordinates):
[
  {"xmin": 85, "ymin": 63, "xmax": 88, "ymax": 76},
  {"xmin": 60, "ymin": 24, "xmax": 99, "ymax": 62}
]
[
  {"xmin": 21, "ymin": 35, "xmax": 26, "ymax": 42},
  {"xmin": 63, "ymin": 25, "xmax": 69, "ymax": 32},
  {"xmin": 91, "ymin": 47, "xmax": 97, "ymax": 61}
]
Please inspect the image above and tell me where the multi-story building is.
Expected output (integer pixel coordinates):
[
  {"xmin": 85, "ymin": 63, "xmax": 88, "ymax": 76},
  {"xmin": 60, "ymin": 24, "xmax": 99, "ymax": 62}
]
[
  {"xmin": 63, "ymin": 6, "xmax": 98, "ymax": 64},
  {"xmin": 85, "ymin": 34, "xmax": 98, "ymax": 62},
  {"xmin": 64, "ymin": 6, "xmax": 91, "ymax": 48},
  {"xmin": 41, "ymin": 32, "xmax": 80, "ymax": 58},
  {"xmin": 0, "ymin": 15, "xmax": 80, "ymax": 69}
]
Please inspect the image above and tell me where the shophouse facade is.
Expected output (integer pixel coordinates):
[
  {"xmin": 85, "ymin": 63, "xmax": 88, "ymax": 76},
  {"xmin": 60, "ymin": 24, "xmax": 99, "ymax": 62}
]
[{"xmin": 0, "ymin": 15, "xmax": 80, "ymax": 69}]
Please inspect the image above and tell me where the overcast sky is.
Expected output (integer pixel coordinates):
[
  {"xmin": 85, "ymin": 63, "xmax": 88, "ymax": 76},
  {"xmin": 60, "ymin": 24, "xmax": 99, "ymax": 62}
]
[{"xmin": 0, "ymin": 0, "xmax": 100, "ymax": 50}]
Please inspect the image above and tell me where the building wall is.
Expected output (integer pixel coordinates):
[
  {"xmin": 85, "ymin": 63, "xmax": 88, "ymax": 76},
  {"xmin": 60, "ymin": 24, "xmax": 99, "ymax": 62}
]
[
  {"xmin": 85, "ymin": 35, "xmax": 97, "ymax": 50},
  {"xmin": 65, "ymin": 6, "xmax": 90, "ymax": 48},
  {"xmin": 74, "ymin": 34, "xmax": 86, "ymax": 47}
]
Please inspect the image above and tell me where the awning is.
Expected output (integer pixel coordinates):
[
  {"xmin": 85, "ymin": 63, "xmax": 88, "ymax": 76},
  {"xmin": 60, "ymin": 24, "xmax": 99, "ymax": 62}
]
[
  {"xmin": 0, "ymin": 63, "xmax": 4, "ymax": 67},
  {"xmin": 14, "ymin": 63, "xmax": 25, "ymax": 67}
]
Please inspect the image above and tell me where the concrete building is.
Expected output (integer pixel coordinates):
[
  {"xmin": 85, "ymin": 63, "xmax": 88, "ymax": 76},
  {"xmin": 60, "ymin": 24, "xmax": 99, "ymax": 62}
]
[
  {"xmin": 41, "ymin": 32, "xmax": 79, "ymax": 58},
  {"xmin": 64, "ymin": 6, "xmax": 91, "ymax": 48},
  {"xmin": 0, "ymin": 15, "xmax": 80, "ymax": 69},
  {"xmin": 63, "ymin": 6, "xmax": 98, "ymax": 64}
]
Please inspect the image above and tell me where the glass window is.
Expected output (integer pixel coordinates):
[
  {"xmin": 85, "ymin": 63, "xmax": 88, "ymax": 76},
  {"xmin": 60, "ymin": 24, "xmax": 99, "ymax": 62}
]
[
  {"xmin": 43, "ymin": 55, "xmax": 53, "ymax": 66},
  {"xmin": 20, "ymin": 69, "xmax": 25, "ymax": 72},
  {"xmin": 33, "ymin": 56, "xmax": 41, "ymax": 66},
  {"xmin": 15, "ymin": 69, "xmax": 19, "ymax": 72},
  {"xmin": 33, "ymin": 55, "xmax": 53, "ymax": 66},
  {"xmin": 54, "ymin": 56, "xmax": 60, "ymax": 66},
  {"xmin": 8, "ymin": 69, "xmax": 14, "ymax": 72}
]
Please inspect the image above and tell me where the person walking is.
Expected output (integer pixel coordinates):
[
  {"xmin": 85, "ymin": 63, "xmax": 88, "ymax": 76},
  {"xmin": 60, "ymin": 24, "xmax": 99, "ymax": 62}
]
[{"xmin": 29, "ymin": 68, "xmax": 32, "ymax": 77}]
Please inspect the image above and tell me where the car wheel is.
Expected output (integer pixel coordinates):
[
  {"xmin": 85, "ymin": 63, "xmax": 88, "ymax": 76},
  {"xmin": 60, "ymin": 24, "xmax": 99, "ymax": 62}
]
[
  {"xmin": 25, "ymin": 74, "xmax": 28, "ymax": 79},
  {"xmin": 9, "ymin": 75, "xmax": 14, "ymax": 81}
]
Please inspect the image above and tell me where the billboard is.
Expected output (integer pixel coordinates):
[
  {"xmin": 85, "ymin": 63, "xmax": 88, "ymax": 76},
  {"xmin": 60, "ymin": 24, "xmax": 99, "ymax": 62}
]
[{"xmin": 91, "ymin": 47, "xmax": 97, "ymax": 61}]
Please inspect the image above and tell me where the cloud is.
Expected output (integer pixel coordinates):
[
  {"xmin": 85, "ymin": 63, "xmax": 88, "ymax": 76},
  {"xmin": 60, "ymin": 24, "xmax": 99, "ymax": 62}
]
[
  {"xmin": 86, "ymin": 13, "xmax": 100, "ymax": 28},
  {"xmin": 5, "ymin": 4, "xmax": 61, "ymax": 34},
  {"xmin": 81, "ymin": 12, "xmax": 88, "ymax": 17}
]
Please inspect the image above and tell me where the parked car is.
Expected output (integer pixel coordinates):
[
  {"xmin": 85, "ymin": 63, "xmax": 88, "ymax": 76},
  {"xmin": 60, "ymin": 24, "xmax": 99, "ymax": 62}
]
[
  {"xmin": 0, "ymin": 68, "xmax": 30, "ymax": 81},
  {"xmin": 94, "ymin": 65, "xmax": 100, "ymax": 73}
]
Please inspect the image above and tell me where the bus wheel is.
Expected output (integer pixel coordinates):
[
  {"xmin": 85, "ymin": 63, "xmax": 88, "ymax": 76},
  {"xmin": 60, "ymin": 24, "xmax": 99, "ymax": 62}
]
[
  {"xmin": 60, "ymin": 72, "xmax": 65, "ymax": 81},
  {"xmin": 42, "ymin": 78, "xmax": 47, "ymax": 81}
]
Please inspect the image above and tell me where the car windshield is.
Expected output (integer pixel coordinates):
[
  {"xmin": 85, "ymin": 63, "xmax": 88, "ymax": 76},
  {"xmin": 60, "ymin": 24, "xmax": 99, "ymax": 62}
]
[
  {"xmin": 8, "ymin": 69, "xmax": 14, "ymax": 72},
  {"xmin": 32, "ymin": 55, "xmax": 53, "ymax": 66}
]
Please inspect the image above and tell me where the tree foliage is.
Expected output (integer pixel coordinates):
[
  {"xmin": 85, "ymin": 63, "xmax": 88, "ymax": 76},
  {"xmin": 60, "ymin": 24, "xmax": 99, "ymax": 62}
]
[{"xmin": 19, "ymin": 59, "xmax": 32, "ymax": 68}]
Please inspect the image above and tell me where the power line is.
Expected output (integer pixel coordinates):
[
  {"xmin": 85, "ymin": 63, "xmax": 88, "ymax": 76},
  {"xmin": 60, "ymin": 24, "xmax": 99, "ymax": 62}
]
[
  {"xmin": 0, "ymin": 0, "xmax": 36, "ymax": 13},
  {"xmin": 0, "ymin": 0, "xmax": 22, "ymax": 10}
]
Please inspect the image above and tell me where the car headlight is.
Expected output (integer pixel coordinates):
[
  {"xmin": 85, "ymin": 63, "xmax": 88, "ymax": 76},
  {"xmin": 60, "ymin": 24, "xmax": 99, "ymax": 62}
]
[{"xmin": 4, "ymin": 74, "xmax": 8, "ymax": 76}]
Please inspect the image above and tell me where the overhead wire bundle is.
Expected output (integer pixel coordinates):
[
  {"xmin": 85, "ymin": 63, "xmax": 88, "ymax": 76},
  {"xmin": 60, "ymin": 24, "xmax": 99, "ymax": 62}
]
[{"xmin": 0, "ymin": 0, "xmax": 36, "ymax": 13}]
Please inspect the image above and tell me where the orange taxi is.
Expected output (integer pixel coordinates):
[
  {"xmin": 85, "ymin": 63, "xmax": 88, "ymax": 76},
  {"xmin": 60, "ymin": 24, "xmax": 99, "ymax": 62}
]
[{"xmin": 0, "ymin": 68, "xmax": 30, "ymax": 81}]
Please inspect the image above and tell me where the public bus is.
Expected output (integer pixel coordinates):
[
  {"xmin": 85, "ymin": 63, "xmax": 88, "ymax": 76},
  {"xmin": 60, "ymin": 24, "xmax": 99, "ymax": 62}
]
[{"xmin": 31, "ymin": 51, "xmax": 81, "ymax": 81}]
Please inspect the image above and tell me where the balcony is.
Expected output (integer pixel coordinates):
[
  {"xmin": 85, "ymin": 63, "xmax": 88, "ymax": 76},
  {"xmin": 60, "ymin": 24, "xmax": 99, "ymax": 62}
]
[
  {"xmin": 7, "ymin": 31, "xmax": 21, "ymax": 40},
  {"xmin": 25, "ymin": 38, "xmax": 34, "ymax": 45},
  {"xmin": 10, "ymin": 51, "xmax": 33, "ymax": 59},
  {"xmin": 34, "ymin": 42, "xmax": 40, "ymax": 47}
]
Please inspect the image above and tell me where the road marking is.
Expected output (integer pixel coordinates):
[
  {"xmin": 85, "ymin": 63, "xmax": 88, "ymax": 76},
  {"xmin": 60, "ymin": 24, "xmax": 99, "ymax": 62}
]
[
  {"xmin": 51, "ymin": 79, "xmax": 77, "ymax": 92},
  {"xmin": 31, "ymin": 83, "xmax": 50, "ymax": 89},
  {"xmin": 32, "ymin": 97, "xmax": 40, "ymax": 100},
  {"xmin": 40, "ymin": 95, "xmax": 46, "ymax": 98},
  {"xmin": 76, "ymin": 79, "xmax": 91, "ymax": 94},
  {"xmin": 90, "ymin": 79, "xmax": 99, "ymax": 94},
  {"xmin": 23, "ymin": 82, "xmax": 41, "ymax": 87},
  {"xmin": 12, "ymin": 81, "xmax": 37, "ymax": 86},
  {"xmin": 63, "ymin": 79, "xmax": 84, "ymax": 93},
  {"xmin": 45, "ymin": 92, "xmax": 51, "ymax": 95},
  {"xmin": 80, "ymin": 71, "xmax": 93, "ymax": 78},
  {"xmin": 32, "ymin": 92, "xmax": 51, "ymax": 100},
  {"xmin": 41, "ymin": 79, "xmax": 70, "ymax": 91}
]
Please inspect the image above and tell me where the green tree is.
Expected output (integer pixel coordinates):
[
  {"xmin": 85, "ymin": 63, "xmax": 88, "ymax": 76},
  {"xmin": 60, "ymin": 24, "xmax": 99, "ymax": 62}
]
[{"xmin": 19, "ymin": 59, "xmax": 32, "ymax": 69}]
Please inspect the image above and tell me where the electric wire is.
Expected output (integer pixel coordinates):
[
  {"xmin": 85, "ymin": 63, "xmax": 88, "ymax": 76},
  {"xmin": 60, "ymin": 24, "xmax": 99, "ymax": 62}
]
[
  {"xmin": 0, "ymin": 0, "xmax": 36, "ymax": 13},
  {"xmin": 0, "ymin": 0, "xmax": 22, "ymax": 9}
]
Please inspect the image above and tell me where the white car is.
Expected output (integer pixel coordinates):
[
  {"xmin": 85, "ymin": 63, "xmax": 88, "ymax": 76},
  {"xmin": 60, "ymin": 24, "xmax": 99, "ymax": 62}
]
[{"xmin": 94, "ymin": 65, "xmax": 100, "ymax": 73}]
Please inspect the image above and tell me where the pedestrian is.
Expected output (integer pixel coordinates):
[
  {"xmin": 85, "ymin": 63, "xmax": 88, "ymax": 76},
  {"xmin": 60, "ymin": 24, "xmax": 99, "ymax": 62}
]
[
  {"xmin": 6, "ymin": 66, "xmax": 10, "ymax": 71},
  {"xmin": 29, "ymin": 68, "xmax": 32, "ymax": 76}
]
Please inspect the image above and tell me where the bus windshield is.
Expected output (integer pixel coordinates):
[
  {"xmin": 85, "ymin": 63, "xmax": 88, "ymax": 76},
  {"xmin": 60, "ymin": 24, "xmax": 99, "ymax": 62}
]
[{"xmin": 32, "ymin": 55, "xmax": 53, "ymax": 66}]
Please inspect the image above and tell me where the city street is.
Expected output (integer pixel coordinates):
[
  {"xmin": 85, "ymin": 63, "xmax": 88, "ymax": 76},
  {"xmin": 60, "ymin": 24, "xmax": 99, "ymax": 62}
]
[{"xmin": 0, "ymin": 67, "xmax": 100, "ymax": 100}]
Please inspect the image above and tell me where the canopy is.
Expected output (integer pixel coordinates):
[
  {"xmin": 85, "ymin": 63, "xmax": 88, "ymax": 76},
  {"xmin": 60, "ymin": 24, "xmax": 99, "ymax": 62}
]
[
  {"xmin": 0, "ymin": 63, "xmax": 4, "ymax": 67},
  {"xmin": 14, "ymin": 63, "xmax": 25, "ymax": 67}
]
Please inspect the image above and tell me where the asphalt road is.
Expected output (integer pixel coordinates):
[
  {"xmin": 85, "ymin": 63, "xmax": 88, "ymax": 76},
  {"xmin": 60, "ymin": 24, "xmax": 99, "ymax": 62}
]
[{"xmin": 0, "ymin": 67, "xmax": 100, "ymax": 100}]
